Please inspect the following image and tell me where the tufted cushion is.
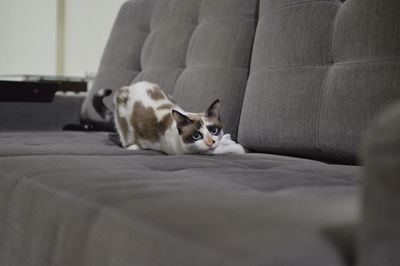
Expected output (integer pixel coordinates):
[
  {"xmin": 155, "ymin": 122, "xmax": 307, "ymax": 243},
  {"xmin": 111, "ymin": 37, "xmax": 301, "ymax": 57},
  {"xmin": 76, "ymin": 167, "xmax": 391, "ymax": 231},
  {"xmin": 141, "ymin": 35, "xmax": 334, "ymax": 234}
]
[
  {"xmin": 239, "ymin": 0, "xmax": 400, "ymax": 163},
  {"xmin": 0, "ymin": 153, "xmax": 360, "ymax": 265},
  {"xmin": 80, "ymin": 0, "xmax": 258, "ymax": 139}
]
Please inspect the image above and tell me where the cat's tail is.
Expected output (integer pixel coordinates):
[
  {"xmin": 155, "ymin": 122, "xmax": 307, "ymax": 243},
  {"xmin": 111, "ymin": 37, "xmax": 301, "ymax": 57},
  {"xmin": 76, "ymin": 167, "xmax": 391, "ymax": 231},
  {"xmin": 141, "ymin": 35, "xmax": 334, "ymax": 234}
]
[
  {"xmin": 92, "ymin": 88, "xmax": 113, "ymax": 119},
  {"xmin": 92, "ymin": 86, "xmax": 130, "ymax": 119}
]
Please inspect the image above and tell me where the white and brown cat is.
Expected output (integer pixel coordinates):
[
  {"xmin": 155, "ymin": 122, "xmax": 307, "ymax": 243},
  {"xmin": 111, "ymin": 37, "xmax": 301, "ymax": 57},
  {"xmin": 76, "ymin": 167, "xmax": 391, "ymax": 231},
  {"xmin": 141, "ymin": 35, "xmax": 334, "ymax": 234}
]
[{"xmin": 114, "ymin": 81, "xmax": 231, "ymax": 155}]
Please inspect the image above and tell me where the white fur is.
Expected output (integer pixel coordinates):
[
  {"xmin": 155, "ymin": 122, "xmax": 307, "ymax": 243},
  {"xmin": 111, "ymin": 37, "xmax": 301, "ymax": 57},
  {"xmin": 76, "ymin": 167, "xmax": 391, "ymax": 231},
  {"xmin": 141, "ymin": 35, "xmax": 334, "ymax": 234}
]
[
  {"xmin": 115, "ymin": 82, "xmax": 185, "ymax": 154},
  {"xmin": 126, "ymin": 144, "xmax": 140, "ymax": 150},
  {"xmin": 212, "ymin": 134, "xmax": 246, "ymax": 154},
  {"xmin": 115, "ymin": 81, "xmax": 245, "ymax": 155}
]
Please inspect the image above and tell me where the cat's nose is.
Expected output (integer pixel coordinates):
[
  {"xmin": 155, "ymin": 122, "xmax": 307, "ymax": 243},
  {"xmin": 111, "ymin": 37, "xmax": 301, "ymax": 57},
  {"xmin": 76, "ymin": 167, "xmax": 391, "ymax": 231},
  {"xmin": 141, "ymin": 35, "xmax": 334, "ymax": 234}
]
[{"xmin": 205, "ymin": 137, "xmax": 215, "ymax": 146}]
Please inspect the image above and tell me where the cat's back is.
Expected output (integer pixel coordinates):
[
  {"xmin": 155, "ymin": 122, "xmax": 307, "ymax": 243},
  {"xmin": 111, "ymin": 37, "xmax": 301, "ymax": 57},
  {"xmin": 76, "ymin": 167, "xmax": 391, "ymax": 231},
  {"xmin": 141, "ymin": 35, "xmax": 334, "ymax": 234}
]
[
  {"xmin": 126, "ymin": 81, "xmax": 166, "ymax": 106},
  {"xmin": 114, "ymin": 81, "xmax": 182, "ymax": 149},
  {"xmin": 115, "ymin": 81, "xmax": 174, "ymax": 110}
]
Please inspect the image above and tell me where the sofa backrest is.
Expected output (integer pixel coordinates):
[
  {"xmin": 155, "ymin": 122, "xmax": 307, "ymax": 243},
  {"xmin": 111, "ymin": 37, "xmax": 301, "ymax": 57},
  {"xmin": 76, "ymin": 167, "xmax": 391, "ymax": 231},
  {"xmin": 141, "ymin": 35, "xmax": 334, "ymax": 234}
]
[
  {"xmin": 80, "ymin": 0, "xmax": 258, "ymax": 139},
  {"xmin": 238, "ymin": 0, "xmax": 400, "ymax": 163}
]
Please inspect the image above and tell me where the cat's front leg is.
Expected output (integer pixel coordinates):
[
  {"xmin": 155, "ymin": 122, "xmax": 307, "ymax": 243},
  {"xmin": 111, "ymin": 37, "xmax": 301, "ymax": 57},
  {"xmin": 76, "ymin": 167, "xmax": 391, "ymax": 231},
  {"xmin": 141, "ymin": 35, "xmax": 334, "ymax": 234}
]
[
  {"xmin": 126, "ymin": 144, "xmax": 141, "ymax": 151},
  {"xmin": 212, "ymin": 134, "xmax": 246, "ymax": 155}
]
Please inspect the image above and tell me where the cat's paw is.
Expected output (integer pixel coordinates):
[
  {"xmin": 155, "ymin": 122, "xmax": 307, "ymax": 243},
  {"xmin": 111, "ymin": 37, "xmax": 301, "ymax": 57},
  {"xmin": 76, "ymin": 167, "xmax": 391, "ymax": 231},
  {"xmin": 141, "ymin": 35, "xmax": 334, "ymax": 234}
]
[
  {"xmin": 126, "ymin": 144, "xmax": 140, "ymax": 150},
  {"xmin": 213, "ymin": 144, "xmax": 245, "ymax": 154}
]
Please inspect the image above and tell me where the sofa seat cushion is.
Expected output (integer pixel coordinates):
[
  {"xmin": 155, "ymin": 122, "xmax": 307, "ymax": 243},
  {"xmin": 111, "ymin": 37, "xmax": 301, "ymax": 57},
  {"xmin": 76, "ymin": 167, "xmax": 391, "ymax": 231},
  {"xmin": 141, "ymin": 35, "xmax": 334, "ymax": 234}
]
[
  {"xmin": 0, "ymin": 153, "xmax": 360, "ymax": 266},
  {"xmin": 0, "ymin": 131, "xmax": 160, "ymax": 156}
]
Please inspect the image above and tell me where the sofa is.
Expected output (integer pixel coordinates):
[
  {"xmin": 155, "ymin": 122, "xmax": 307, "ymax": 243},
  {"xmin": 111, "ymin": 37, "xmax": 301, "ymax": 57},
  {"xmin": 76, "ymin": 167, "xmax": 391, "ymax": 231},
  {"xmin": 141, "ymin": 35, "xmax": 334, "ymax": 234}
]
[{"xmin": 1, "ymin": 0, "xmax": 399, "ymax": 265}]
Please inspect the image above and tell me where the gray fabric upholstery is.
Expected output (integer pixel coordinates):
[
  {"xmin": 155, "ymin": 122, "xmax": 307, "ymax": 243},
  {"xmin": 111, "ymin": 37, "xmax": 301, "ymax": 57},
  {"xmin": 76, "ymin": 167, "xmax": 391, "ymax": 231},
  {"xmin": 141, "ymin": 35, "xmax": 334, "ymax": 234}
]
[
  {"xmin": 2, "ymin": 0, "xmax": 399, "ymax": 265},
  {"xmin": 0, "ymin": 132, "xmax": 160, "ymax": 156},
  {"xmin": 0, "ymin": 95, "xmax": 84, "ymax": 131},
  {"xmin": 81, "ymin": 0, "xmax": 258, "ymax": 139},
  {"xmin": 239, "ymin": 0, "xmax": 400, "ymax": 163},
  {"xmin": 359, "ymin": 101, "xmax": 400, "ymax": 266},
  {"xmin": 0, "ymin": 152, "xmax": 360, "ymax": 266}
]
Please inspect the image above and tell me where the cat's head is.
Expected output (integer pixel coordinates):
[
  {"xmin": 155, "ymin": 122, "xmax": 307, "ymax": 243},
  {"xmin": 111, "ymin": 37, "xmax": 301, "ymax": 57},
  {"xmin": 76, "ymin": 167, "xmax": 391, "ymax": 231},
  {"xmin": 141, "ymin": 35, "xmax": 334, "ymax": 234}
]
[{"xmin": 172, "ymin": 100, "xmax": 223, "ymax": 154}]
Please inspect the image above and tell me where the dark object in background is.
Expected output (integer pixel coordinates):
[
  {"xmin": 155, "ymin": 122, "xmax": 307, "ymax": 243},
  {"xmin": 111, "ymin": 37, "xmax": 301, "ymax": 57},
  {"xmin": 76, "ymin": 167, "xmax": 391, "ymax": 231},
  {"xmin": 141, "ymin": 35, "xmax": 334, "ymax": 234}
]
[
  {"xmin": 92, "ymin": 88, "xmax": 113, "ymax": 120},
  {"xmin": 0, "ymin": 75, "xmax": 87, "ymax": 102},
  {"xmin": 64, "ymin": 88, "xmax": 114, "ymax": 131},
  {"xmin": 63, "ymin": 88, "xmax": 114, "ymax": 131}
]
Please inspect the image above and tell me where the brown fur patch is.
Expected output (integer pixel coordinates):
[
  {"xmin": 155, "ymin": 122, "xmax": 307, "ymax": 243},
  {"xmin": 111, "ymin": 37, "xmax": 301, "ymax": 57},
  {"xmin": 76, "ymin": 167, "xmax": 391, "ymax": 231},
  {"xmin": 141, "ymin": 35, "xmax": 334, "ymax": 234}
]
[
  {"xmin": 157, "ymin": 103, "xmax": 175, "ymax": 110},
  {"xmin": 115, "ymin": 87, "xmax": 129, "ymax": 105},
  {"xmin": 159, "ymin": 114, "xmax": 173, "ymax": 134},
  {"xmin": 131, "ymin": 101, "xmax": 172, "ymax": 142},
  {"xmin": 147, "ymin": 85, "xmax": 165, "ymax": 100},
  {"xmin": 208, "ymin": 117, "xmax": 223, "ymax": 131},
  {"xmin": 116, "ymin": 96, "xmax": 128, "ymax": 105},
  {"xmin": 180, "ymin": 119, "xmax": 202, "ymax": 143},
  {"xmin": 173, "ymin": 113, "xmax": 203, "ymax": 143},
  {"xmin": 174, "ymin": 112, "xmax": 223, "ymax": 144}
]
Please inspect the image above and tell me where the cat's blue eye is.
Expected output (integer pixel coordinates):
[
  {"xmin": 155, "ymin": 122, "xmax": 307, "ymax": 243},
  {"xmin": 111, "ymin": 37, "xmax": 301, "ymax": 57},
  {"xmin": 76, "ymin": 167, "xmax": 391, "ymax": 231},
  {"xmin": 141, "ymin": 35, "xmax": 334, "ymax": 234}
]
[
  {"xmin": 192, "ymin": 132, "xmax": 203, "ymax": 141},
  {"xmin": 209, "ymin": 127, "xmax": 219, "ymax": 135}
]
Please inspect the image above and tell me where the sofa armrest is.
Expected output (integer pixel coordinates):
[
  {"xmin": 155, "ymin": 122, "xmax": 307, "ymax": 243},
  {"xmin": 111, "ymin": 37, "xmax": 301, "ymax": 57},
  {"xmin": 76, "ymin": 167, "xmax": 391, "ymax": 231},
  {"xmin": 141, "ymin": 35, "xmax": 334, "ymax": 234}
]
[
  {"xmin": 359, "ymin": 101, "xmax": 400, "ymax": 266},
  {"xmin": 0, "ymin": 95, "xmax": 84, "ymax": 131}
]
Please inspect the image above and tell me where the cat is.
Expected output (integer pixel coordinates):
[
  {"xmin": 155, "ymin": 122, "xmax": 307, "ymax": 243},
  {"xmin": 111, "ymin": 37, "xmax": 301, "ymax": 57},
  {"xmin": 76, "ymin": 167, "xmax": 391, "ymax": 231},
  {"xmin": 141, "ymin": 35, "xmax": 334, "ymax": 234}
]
[{"xmin": 113, "ymin": 81, "xmax": 224, "ymax": 155}]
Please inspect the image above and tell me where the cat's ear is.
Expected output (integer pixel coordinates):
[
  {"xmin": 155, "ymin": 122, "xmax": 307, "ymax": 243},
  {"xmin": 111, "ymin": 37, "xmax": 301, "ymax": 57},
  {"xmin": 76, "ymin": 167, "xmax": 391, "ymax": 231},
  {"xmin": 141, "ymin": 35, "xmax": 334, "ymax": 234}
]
[
  {"xmin": 206, "ymin": 99, "xmax": 220, "ymax": 120},
  {"xmin": 172, "ymin": 110, "xmax": 193, "ymax": 131}
]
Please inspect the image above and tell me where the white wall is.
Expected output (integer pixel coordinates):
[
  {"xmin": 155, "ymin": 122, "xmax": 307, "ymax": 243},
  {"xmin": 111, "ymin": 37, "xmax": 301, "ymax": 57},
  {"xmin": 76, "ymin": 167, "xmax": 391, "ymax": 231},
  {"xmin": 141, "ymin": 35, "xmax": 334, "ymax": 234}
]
[
  {"xmin": 64, "ymin": 0, "xmax": 126, "ymax": 76},
  {"xmin": 0, "ymin": 0, "xmax": 126, "ymax": 77},
  {"xmin": 0, "ymin": 0, "xmax": 57, "ymax": 75}
]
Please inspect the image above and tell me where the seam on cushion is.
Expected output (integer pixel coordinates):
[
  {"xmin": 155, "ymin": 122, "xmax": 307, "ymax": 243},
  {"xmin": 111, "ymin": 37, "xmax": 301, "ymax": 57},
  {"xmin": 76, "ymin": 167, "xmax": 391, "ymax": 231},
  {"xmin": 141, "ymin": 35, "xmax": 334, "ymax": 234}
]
[
  {"xmin": 183, "ymin": 19, "xmax": 200, "ymax": 69},
  {"xmin": 195, "ymin": 18, "xmax": 256, "ymax": 28},
  {"xmin": 237, "ymin": 0, "xmax": 259, "ymax": 142},
  {"xmin": 150, "ymin": 19, "xmax": 198, "ymax": 33},
  {"xmin": 126, "ymin": 71, "xmax": 140, "ymax": 86},
  {"xmin": 115, "ymin": 69, "xmax": 140, "ymax": 87},
  {"xmin": 200, "ymin": 17, "xmax": 257, "ymax": 23},
  {"xmin": 316, "ymin": 3, "xmax": 342, "ymax": 150},
  {"xmin": 141, "ymin": 32, "xmax": 157, "ymax": 70},
  {"xmin": 259, "ymin": 0, "xmax": 339, "ymax": 20},
  {"xmin": 186, "ymin": 64, "xmax": 249, "ymax": 72},
  {"xmin": 329, "ymin": 1, "xmax": 342, "ymax": 64},
  {"xmin": 133, "ymin": 0, "xmax": 159, "ymax": 73},
  {"xmin": 149, "ymin": 0, "xmax": 160, "ymax": 31},
  {"xmin": 164, "ymin": 1, "xmax": 203, "ymax": 97},
  {"xmin": 235, "ymin": 7, "xmax": 260, "ymax": 141},
  {"xmin": 160, "ymin": 68, "xmax": 186, "ymax": 93},
  {"xmin": 141, "ymin": 65, "xmax": 185, "ymax": 71},
  {"xmin": 334, "ymin": 56, "xmax": 400, "ymax": 66},
  {"xmin": 139, "ymin": 0, "xmax": 159, "ymax": 70},
  {"xmin": 114, "ymin": 26, "xmax": 148, "ymax": 74},
  {"xmin": 331, "ymin": 0, "xmax": 344, "ymax": 63},
  {"xmin": 250, "ymin": 64, "xmax": 332, "ymax": 75}
]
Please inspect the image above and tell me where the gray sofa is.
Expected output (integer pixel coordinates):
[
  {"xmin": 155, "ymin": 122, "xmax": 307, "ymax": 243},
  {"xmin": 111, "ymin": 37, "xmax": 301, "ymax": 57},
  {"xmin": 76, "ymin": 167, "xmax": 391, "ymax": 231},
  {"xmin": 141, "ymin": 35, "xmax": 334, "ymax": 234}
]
[{"xmin": 1, "ymin": 0, "xmax": 399, "ymax": 265}]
